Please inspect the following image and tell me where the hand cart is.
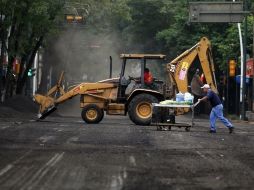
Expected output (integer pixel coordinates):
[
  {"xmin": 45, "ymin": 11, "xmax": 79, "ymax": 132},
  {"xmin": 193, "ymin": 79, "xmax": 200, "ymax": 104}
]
[{"xmin": 151, "ymin": 101, "xmax": 200, "ymax": 132}]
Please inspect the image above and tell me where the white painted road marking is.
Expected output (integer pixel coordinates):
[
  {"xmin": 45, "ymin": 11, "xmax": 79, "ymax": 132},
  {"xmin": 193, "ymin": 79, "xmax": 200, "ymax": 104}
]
[
  {"xmin": 38, "ymin": 135, "xmax": 55, "ymax": 143},
  {"xmin": 0, "ymin": 150, "xmax": 32, "ymax": 177},
  {"xmin": 21, "ymin": 152, "xmax": 65, "ymax": 190},
  {"xmin": 129, "ymin": 156, "xmax": 136, "ymax": 166},
  {"xmin": 0, "ymin": 164, "xmax": 13, "ymax": 177},
  {"xmin": 196, "ymin": 151, "xmax": 208, "ymax": 159}
]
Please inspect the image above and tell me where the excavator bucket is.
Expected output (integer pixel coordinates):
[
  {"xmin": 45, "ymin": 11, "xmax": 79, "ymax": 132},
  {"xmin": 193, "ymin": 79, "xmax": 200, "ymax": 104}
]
[{"xmin": 34, "ymin": 94, "xmax": 57, "ymax": 119}]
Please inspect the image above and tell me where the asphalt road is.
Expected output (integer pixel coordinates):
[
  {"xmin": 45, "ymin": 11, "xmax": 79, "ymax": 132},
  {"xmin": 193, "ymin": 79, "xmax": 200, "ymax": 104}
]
[{"xmin": 0, "ymin": 114, "xmax": 254, "ymax": 190}]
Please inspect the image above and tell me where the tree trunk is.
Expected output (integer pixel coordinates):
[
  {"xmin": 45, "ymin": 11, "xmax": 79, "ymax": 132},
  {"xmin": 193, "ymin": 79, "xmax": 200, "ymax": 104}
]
[
  {"xmin": 0, "ymin": 37, "xmax": 5, "ymax": 101},
  {"xmin": 37, "ymin": 49, "xmax": 50, "ymax": 94},
  {"xmin": 2, "ymin": 13, "xmax": 18, "ymax": 100},
  {"xmin": 4, "ymin": 56, "xmax": 14, "ymax": 100},
  {"xmin": 16, "ymin": 36, "xmax": 44, "ymax": 94}
]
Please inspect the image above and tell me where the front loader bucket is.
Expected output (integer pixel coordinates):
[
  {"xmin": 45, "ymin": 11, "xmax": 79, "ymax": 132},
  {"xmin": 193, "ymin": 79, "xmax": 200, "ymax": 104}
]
[
  {"xmin": 38, "ymin": 106, "xmax": 57, "ymax": 119},
  {"xmin": 34, "ymin": 94, "xmax": 57, "ymax": 119}
]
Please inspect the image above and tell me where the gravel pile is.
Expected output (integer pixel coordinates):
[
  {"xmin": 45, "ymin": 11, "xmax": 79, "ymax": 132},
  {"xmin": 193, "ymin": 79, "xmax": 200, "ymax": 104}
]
[
  {"xmin": 0, "ymin": 95, "xmax": 38, "ymax": 118},
  {"xmin": 0, "ymin": 94, "xmax": 81, "ymax": 119}
]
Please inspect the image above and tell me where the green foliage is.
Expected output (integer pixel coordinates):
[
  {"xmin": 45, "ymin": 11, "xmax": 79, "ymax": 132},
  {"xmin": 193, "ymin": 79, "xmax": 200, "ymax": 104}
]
[
  {"xmin": 106, "ymin": 0, "xmax": 254, "ymax": 73},
  {"xmin": 63, "ymin": 0, "xmax": 253, "ymax": 77},
  {"xmin": 1, "ymin": 0, "xmax": 63, "ymax": 58},
  {"xmin": 0, "ymin": 0, "xmax": 64, "ymax": 95},
  {"xmin": 1, "ymin": 0, "xmax": 252, "ymax": 96}
]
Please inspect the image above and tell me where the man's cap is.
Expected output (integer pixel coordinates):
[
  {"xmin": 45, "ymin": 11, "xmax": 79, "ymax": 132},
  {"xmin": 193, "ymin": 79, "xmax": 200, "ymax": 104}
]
[{"xmin": 201, "ymin": 84, "xmax": 210, "ymax": 89}]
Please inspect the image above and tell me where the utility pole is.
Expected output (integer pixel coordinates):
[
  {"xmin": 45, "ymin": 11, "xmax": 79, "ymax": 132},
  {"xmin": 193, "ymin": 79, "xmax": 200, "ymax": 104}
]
[
  {"xmin": 252, "ymin": 5, "xmax": 254, "ymax": 112},
  {"xmin": 241, "ymin": 0, "xmax": 248, "ymax": 120}
]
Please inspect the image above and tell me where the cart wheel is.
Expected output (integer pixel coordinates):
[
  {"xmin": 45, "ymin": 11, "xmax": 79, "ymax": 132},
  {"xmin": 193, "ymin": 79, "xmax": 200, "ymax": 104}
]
[{"xmin": 185, "ymin": 127, "xmax": 190, "ymax": 132}]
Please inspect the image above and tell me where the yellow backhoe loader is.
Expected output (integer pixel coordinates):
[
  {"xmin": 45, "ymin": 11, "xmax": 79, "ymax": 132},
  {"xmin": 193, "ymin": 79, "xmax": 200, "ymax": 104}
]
[{"xmin": 34, "ymin": 37, "xmax": 217, "ymax": 125}]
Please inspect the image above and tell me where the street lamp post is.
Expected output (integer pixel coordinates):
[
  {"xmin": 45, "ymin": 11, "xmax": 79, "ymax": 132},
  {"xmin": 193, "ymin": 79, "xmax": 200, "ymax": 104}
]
[
  {"xmin": 241, "ymin": 0, "xmax": 248, "ymax": 120},
  {"xmin": 252, "ymin": 7, "xmax": 254, "ymax": 112}
]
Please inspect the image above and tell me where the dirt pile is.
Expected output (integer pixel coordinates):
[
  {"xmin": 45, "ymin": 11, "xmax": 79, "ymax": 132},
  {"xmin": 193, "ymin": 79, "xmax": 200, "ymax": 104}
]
[{"xmin": 0, "ymin": 95, "xmax": 38, "ymax": 118}]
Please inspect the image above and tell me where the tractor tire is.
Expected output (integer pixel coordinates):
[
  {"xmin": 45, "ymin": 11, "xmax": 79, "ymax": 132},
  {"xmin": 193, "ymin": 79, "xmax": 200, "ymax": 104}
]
[
  {"xmin": 128, "ymin": 93, "xmax": 158, "ymax": 125},
  {"xmin": 81, "ymin": 104, "xmax": 104, "ymax": 124}
]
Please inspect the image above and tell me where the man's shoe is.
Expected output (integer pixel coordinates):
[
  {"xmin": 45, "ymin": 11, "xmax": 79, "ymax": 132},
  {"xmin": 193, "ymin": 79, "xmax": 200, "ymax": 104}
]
[
  {"xmin": 229, "ymin": 127, "xmax": 234, "ymax": 134},
  {"xmin": 209, "ymin": 130, "xmax": 216, "ymax": 133}
]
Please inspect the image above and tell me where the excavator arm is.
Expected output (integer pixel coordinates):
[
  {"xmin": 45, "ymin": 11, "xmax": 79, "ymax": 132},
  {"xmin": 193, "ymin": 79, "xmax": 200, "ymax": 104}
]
[{"xmin": 166, "ymin": 37, "xmax": 218, "ymax": 95}]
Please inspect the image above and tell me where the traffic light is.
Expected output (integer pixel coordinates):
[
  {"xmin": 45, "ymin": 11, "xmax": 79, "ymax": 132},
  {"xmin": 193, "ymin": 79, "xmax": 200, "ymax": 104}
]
[
  {"xmin": 65, "ymin": 14, "xmax": 84, "ymax": 23},
  {"xmin": 229, "ymin": 59, "xmax": 236, "ymax": 77},
  {"xmin": 66, "ymin": 14, "xmax": 75, "ymax": 23},
  {"xmin": 27, "ymin": 68, "xmax": 36, "ymax": 77},
  {"xmin": 74, "ymin": 16, "xmax": 83, "ymax": 23}
]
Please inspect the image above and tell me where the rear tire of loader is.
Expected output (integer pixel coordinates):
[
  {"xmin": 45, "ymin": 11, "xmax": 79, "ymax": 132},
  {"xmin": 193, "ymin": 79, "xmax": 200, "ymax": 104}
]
[
  {"xmin": 81, "ymin": 104, "xmax": 104, "ymax": 124},
  {"xmin": 128, "ymin": 93, "xmax": 158, "ymax": 125}
]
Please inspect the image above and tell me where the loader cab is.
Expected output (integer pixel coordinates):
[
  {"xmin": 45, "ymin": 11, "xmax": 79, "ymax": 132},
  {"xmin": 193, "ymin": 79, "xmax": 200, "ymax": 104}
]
[{"xmin": 117, "ymin": 54, "xmax": 166, "ymax": 102}]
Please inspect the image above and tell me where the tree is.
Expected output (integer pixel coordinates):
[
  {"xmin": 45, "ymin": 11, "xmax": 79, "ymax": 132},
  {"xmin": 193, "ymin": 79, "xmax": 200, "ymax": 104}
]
[
  {"xmin": 24, "ymin": 0, "xmax": 253, "ymax": 97},
  {"xmin": 0, "ymin": 0, "xmax": 64, "ymax": 99},
  {"xmin": 58, "ymin": 0, "xmax": 253, "ymax": 80}
]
